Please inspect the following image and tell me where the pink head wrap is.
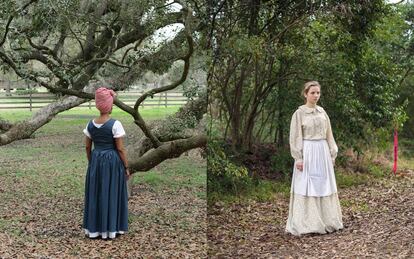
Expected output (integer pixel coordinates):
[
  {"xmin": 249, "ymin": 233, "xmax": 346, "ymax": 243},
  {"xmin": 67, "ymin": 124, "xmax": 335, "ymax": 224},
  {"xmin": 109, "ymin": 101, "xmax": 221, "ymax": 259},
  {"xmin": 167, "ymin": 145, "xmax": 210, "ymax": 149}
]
[{"xmin": 95, "ymin": 87, "xmax": 115, "ymax": 113}]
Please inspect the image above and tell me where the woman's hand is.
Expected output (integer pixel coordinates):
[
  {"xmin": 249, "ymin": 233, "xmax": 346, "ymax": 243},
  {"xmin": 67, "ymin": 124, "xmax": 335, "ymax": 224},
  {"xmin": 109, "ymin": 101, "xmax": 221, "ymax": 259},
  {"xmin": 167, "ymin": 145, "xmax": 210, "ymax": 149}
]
[
  {"xmin": 125, "ymin": 168, "xmax": 131, "ymax": 180},
  {"xmin": 296, "ymin": 161, "xmax": 303, "ymax": 171}
]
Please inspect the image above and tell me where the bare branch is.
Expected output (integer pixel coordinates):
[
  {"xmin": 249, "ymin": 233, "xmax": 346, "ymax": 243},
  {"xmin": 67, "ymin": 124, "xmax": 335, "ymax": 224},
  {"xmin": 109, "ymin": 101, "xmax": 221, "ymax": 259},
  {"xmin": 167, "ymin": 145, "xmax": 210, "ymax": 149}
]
[
  {"xmin": 67, "ymin": 20, "xmax": 85, "ymax": 57},
  {"xmin": 120, "ymin": 39, "xmax": 144, "ymax": 64},
  {"xmin": 0, "ymin": 16, "xmax": 14, "ymax": 48},
  {"xmin": 389, "ymin": 0, "xmax": 405, "ymax": 5}
]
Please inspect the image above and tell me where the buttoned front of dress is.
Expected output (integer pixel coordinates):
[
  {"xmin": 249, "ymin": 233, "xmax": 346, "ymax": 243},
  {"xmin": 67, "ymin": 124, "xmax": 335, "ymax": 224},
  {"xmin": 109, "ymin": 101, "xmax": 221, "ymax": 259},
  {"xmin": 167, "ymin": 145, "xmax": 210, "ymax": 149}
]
[
  {"xmin": 301, "ymin": 106, "xmax": 327, "ymax": 140},
  {"xmin": 289, "ymin": 105, "xmax": 338, "ymax": 163}
]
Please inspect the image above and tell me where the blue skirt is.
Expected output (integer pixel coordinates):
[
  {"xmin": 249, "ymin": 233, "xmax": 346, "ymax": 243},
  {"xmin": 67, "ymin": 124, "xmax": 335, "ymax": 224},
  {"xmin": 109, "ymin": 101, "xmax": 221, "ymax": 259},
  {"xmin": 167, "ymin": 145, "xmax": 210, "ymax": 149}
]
[{"xmin": 83, "ymin": 149, "xmax": 128, "ymax": 239}]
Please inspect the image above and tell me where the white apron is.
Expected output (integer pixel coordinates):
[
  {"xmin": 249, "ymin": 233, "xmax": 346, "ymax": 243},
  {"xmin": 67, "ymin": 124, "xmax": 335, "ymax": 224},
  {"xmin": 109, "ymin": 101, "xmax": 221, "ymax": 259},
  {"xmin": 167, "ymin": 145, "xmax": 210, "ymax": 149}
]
[{"xmin": 291, "ymin": 139, "xmax": 337, "ymax": 197}]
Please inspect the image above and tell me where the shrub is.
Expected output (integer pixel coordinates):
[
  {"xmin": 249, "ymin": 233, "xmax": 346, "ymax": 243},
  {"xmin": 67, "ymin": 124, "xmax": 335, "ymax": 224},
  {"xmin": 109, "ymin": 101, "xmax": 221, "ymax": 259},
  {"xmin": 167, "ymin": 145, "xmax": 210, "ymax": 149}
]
[
  {"xmin": 15, "ymin": 89, "xmax": 38, "ymax": 95},
  {"xmin": 207, "ymin": 140, "xmax": 252, "ymax": 200}
]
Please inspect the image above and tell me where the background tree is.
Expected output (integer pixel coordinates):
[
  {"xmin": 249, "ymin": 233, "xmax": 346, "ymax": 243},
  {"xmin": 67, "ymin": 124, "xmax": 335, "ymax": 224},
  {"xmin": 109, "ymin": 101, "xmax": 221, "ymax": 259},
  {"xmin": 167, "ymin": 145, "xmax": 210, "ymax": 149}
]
[{"xmin": 207, "ymin": 0, "xmax": 413, "ymax": 197}]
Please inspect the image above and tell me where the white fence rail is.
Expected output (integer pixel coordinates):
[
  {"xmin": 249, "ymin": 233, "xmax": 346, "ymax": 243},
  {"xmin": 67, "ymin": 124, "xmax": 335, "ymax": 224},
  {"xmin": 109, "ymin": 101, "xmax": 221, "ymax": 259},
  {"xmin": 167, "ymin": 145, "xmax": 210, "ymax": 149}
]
[{"xmin": 0, "ymin": 91, "xmax": 188, "ymax": 111}]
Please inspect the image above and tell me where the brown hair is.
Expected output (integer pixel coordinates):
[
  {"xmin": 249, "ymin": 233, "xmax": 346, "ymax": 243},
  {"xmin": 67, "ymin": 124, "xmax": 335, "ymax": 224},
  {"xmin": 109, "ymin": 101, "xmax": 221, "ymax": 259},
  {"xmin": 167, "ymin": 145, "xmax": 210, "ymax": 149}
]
[{"xmin": 301, "ymin": 81, "xmax": 321, "ymax": 100}]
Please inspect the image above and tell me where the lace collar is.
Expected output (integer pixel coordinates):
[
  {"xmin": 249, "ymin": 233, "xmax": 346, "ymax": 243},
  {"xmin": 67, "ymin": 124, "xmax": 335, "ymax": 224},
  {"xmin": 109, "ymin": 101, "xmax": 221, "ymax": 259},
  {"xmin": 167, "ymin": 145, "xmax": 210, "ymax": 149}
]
[{"xmin": 299, "ymin": 105, "xmax": 324, "ymax": 114}]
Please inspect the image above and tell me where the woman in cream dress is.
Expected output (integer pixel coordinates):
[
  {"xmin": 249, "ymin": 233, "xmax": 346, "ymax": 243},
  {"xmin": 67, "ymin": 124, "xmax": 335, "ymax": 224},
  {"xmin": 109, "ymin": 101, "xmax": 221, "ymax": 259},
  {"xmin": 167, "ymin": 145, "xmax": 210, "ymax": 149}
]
[{"xmin": 285, "ymin": 81, "xmax": 343, "ymax": 236}]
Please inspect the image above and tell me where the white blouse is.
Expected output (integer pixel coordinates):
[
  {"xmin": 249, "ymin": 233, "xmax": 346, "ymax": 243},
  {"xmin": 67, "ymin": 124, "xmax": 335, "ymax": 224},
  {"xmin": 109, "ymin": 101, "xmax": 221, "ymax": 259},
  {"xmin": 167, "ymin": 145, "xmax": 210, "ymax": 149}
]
[
  {"xmin": 289, "ymin": 105, "xmax": 338, "ymax": 163},
  {"xmin": 83, "ymin": 120, "xmax": 126, "ymax": 139}
]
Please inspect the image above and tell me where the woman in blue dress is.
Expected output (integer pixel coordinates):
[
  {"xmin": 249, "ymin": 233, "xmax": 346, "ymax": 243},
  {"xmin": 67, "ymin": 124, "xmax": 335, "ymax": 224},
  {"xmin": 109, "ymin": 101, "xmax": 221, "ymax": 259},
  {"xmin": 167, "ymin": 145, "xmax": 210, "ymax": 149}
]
[{"xmin": 82, "ymin": 87, "xmax": 130, "ymax": 239}]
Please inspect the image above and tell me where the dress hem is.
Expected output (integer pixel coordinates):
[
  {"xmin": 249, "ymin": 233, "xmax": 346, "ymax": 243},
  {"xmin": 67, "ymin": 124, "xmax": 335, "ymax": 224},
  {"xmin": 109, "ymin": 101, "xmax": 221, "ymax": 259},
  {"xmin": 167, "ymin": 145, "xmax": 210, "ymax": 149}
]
[{"xmin": 84, "ymin": 229, "xmax": 127, "ymax": 239}]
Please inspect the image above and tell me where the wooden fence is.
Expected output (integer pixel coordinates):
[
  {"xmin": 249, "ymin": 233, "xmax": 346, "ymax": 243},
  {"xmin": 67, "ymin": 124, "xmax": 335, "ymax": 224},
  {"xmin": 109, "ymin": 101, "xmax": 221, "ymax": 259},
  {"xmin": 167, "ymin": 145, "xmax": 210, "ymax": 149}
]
[{"xmin": 0, "ymin": 91, "xmax": 188, "ymax": 110}]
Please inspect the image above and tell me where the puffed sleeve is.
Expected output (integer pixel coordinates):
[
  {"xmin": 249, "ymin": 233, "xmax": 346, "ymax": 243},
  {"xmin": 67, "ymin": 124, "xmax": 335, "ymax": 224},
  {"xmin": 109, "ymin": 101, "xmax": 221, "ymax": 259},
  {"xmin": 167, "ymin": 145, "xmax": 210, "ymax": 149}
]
[
  {"xmin": 289, "ymin": 110, "xmax": 303, "ymax": 163},
  {"xmin": 83, "ymin": 121, "xmax": 91, "ymax": 139},
  {"xmin": 112, "ymin": 120, "xmax": 126, "ymax": 138},
  {"xmin": 325, "ymin": 112, "xmax": 338, "ymax": 160}
]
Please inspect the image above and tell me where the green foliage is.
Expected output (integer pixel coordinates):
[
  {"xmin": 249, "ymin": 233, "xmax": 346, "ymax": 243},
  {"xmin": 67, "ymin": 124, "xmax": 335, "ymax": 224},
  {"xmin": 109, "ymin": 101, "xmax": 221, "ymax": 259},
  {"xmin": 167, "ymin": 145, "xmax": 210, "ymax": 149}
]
[
  {"xmin": 270, "ymin": 149, "xmax": 293, "ymax": 178},
  {"xmin": 400, "ymin": 138, "xmax": 414, "ymax": 158},
  {"xmin": 335, "ymin": 169, "xmax": 370, "ymax": 188},
  {"xmin": 207, "ymin": 140, "xmax": 251, "ymax": 200},
  {"xmin": 207, "ymin": 139, "xmax": 293, "ymax": 204},
  {"xmin": 368, "ymin": 164, "xmax": 387, "ymax": 178},
  {"xmin": 14, "ymin": 88, "xmax": 38, "ymax": 95}
]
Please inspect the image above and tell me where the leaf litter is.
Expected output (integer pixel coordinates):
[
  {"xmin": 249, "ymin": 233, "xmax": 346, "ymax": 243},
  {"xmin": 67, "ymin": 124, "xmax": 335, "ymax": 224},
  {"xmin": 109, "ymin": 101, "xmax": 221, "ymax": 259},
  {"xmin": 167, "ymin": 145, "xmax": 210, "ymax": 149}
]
[{"xmin": 209, "ymin": 171, "xmax": 414, "ymax": 258}]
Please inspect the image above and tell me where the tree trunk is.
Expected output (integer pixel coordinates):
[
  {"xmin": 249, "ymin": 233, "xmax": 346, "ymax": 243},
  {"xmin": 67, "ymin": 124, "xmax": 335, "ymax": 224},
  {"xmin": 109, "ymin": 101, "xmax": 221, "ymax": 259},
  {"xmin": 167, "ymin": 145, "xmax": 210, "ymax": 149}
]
[
  {"xmin": 276, "ymin": 82, "xmax": 285, "ymax": 147},
  {"xmin": 6, "ymin": 81, "xmax": 11, "ymax": 96},
  {"xmin": 230, "ymin": 70, "xmax": 244, "ymax": 149}
]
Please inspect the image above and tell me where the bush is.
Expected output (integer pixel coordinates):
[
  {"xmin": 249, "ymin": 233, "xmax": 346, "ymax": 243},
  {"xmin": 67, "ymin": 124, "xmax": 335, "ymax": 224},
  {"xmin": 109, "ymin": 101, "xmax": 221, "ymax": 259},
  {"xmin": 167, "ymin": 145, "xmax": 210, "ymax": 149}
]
[
  {"xmin": 207, "ymin": 140, "xmax": 293, "ymax": 204},
  {"xmin": 207, "ymin": 140, "xmax": 251, "ymax": 200},
  {"xmin": 270, "ymin": 149, "xmax": 293, "ymax": 179},
  {"xmin": 15, "ymin": 89, "xmax": 38, "ymax": 95}
]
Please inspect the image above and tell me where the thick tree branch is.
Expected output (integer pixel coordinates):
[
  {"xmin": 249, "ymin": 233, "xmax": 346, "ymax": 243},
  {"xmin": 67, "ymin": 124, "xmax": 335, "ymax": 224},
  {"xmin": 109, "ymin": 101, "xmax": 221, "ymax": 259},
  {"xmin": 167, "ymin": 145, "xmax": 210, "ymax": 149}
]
[
  {"xmin": 0, "ymin": 16, "xmax": 14, "ymax": 48},
  {"xmin": 0, "ymin": 49, "xmax": 54, "ymax": 88},
  {"xmin": 129, "ymin": 134, "xmax": 206, "ymax": 172},
  {"xmin": 53, "ymin": 28, "xmax": 67, "ymax": 55},
  {"xmin": 0, "ymin": 96, "xmax": 86, "ymax": 146},
  {"xmin": 83, "ymin": 1, "xmax": 108, "ymax": 60},
  {"xmin": 26, "ymin": 36, "xmax": 63, "ymax": 65},
  {"xmin": 0, "ymin": 120, "xmax": 13, "ymax": 132}
]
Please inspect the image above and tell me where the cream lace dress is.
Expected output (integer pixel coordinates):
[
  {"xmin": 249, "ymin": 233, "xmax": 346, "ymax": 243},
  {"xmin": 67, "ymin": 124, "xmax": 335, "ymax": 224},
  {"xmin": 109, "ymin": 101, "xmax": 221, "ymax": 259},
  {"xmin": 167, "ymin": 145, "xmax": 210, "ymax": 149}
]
[{"xmin": 285, "ymin": 105, "xmax": 343, "ymax": 236}]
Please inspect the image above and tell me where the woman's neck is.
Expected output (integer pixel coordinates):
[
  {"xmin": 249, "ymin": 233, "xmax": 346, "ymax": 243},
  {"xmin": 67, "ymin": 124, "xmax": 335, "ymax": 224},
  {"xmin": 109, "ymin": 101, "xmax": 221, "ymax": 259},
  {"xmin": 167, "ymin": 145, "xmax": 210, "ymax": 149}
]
[
  {"xmin": 305, "ymin": 102, "xmax": 316, "ymax": 108},
  {"xmin": 97, "ymin": 113, "xmax": 110, "ymax": 121}
]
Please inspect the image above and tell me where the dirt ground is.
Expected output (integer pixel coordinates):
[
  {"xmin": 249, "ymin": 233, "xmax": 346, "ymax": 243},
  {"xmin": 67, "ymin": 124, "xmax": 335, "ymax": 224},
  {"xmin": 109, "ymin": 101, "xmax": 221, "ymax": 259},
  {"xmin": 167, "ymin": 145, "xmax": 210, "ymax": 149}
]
[{"xmin": 208, "ymin": 171, "xmax": 414, "ymax": 258}]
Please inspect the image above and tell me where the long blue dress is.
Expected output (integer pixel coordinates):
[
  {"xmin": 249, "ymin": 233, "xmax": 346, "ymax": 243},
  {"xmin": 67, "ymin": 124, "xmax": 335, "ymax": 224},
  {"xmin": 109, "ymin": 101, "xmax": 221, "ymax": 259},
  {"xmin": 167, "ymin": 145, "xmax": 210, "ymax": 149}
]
[{"xmin": 83, "ymin": 119, "xmax": 128, "ymax": 239}]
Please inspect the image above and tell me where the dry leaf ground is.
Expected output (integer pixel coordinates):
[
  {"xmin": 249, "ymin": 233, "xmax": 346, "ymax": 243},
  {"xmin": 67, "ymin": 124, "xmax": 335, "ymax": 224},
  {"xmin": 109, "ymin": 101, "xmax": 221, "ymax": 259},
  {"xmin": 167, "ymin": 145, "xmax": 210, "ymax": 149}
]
[
  {"xmin": 208, "ymin": 170, "xmax": 413, "ymax": 258},
  {"xmin": 0, "ymin": 108, "xmax": 207, "ymax": 258}
]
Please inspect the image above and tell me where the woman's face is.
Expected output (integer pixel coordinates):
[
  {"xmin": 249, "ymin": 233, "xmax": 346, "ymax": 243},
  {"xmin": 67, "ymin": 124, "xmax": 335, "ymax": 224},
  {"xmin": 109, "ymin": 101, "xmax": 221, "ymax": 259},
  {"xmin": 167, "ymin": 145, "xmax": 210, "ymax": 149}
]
[{"xmin": 304, "ymin": 86, "xmax": 320, "ymax": 105}]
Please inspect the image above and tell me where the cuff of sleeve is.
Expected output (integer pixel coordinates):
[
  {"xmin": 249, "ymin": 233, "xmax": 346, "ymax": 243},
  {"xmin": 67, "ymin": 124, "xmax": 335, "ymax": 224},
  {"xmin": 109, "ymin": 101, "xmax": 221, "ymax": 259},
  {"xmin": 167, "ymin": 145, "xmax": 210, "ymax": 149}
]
[{"xmin": 295, "ymin": 159, "xmax": 303, "ymax": 164}]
